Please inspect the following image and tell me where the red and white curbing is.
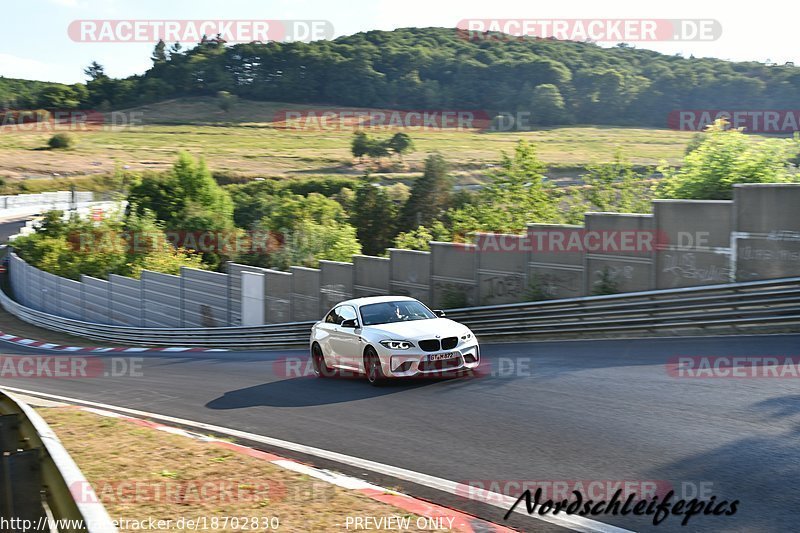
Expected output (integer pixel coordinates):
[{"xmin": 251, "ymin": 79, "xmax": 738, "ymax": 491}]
[
  {"xmin": 0, "ymin": 330, "xmax": 227, "ymax": 353},
  {"xmin": 71, "ymin": 405, "xmax": 516, "ymax": 533}
]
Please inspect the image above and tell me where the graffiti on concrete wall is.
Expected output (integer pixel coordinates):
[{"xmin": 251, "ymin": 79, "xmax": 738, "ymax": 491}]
[
  {"xmin": 480, "ymin": 273, "xmax": 525, "ymax": 301},
  {"xmin": 662, "ymin": 253, "xmax": 732, "ymax": 283},
  {"xmin": 529, "ymin": 271, "xmax": 581, "ymax": 299}
]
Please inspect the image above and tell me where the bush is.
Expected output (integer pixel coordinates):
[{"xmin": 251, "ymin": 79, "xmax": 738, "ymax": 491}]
[
  {"xmin": 658, "ymin": 119, "xmax": 800, "ymax": 200},
  {"xmin": 13, "ymin": 209, "xmax": 206, "ymax": 280},
  {"xmin": 48, "ymin": 133, "xmax": 77, "ymax": 150},
  {"xmin": 441, "ymin": 287, "xmax": 470, "ymax": 309},
  {"xmin": 592, "ymin": 267, "xmax": 619, "ymax": 296},
  {"xmin": 525, "ymin": 274, "xmax": 552, "ymax": 301}
]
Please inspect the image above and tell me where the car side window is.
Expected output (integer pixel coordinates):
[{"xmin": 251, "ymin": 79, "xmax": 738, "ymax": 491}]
[
  {"xmin": 338, "ymin": 305, "xmax": 357, "ymax": 325},
  {"xmin": 324, "ymin": 308, "xmax": 340, "ymax": 324}
]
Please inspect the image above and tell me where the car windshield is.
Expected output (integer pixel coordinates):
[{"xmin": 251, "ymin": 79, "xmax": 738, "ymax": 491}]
[{"xmin": 359, "ymin": 301, "xmax": 436, "ymax": 326}]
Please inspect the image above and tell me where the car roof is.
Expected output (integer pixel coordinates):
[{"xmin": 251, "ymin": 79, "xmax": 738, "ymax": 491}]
[{"xmin": 335, "ymin": 295, "xmax": 417, "ymax": 308}]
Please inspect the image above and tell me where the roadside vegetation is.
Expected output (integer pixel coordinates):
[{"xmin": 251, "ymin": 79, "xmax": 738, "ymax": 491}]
[{"xmin": 13, "ymin": 120, "xmax": 800, "ymax": 282}]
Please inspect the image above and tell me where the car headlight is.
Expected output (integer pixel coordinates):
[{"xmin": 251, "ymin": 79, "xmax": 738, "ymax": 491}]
[
  {"xmin": 380, "ymin": 340, "xmax": 414, "ymax": 350},
  {"xmin": 461, "ymin": 332, "xmax": 472, "ymax": 341}
]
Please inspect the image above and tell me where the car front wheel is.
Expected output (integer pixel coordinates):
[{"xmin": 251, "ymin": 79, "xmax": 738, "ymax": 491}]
[
  {"xmin": 365, "ymin": 347, "xmax": 386, "ymax": 386},
  {"xmin": 312, "ymin": 343, "xmax": 335, "ymax": 378}
]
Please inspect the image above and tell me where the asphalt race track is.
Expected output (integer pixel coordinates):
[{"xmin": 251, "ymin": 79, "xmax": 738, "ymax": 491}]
[
  {"xmin": 1, "ymin": 334, "xmax": 798, "ymax": 532},
  {"xmin": 0, "ymin": 218, "xmax": 30, "ymax": 243}
]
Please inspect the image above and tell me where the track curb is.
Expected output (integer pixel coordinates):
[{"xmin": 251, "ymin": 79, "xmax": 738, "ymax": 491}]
[
  {"xmin": 0, "ymin": 330, "xmax": 228, "ymax": 353},
  {"xmin": 64, "ymin": 403, "xmax": 516, "ymax": 533}
]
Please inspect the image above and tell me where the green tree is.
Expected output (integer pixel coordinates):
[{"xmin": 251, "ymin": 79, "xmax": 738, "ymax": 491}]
[
  {"xmin": 33, "ymin": 27, "xmax": 800, "ymax": 129},
  {"xmin": 126, "ymin": 172, "xmax": 185, "ymax": 226},
  {"xmin": 351, "ymin": 131, "xmax": 370, "ymax": 162},
  {"xmin": 387, "ymin": 132, "xmax": 414, "ymax": 160},
  {"xmin": 272, "ymin": 219, "xmax": 361, "ymax": 268},
  {"xmin": 530, "ymin": 84, "xmax": 568, "ymax": 125},
  {"xmin": 392, "ymin": 221, "xmax": 450, "ymax": 251},
  {"xmin": 448, "ymin": 141, "xmax": 559, "ymax": 237},
  {"xmin": 659, "ymin": 120, "xmax": 800, "ymax": 200},
  {"xmin": 83, "ymin": 61, "xmax": 106, "ymax": 80},
  {"xmin": 233, "ymin": 189, "xmax": 360, "ymax": 269},
  {"xmin": 124, "ymin": 209, "xmax": 205, "ymax": 277},
  {"xmin": 684, "ymin": 133, "xmax": 705, "ymax": 155},
  {"xmin": 571, "ymin": 149, "xmax": 652, "ymax": 216},
  {"xmin": 13, "ymin": 209, "xmax": 205, "ymax": 280},
  {"xmin": 127, "ymin": 153, "xmax": 235, "ymax": 267},
  {"xmin": 38, "ymin": 84, "xmax": 81, "ymax": 109},
  {"xmin": 399, "ymin": 153, "xmax": 451, "ymax": 231},
  {"xmin": 365, "ymin": 138, "xmax": 390, "ymax": 159},
  {"xmin": 151, "ymin": 40, "xmax": 167, "ymax": 64},
  {"xmin": 350, "ymin": 181, "xmax": 398, "ymax": 255}
]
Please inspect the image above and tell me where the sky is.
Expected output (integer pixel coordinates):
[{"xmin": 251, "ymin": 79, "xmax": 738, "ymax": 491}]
[{"xmin": 2, "ymin": 0, "xmax": 797, "ymax": 84}]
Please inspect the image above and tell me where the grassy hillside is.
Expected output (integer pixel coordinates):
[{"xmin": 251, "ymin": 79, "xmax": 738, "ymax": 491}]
[{"xmin": 0, "ymin": 97, "xmax": 696, "ymax": 189}]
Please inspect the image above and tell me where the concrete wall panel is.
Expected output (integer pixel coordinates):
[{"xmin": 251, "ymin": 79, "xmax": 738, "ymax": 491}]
[
  {"xmin": 654, "ymin": 200, "xmax": 733, "ymax": 288},
  {"xmin": 319, "ymin": 260, "xmax": 354, "ymax": 314},
  {"xmin": 109, "ymin": 274, "xmax": 142, "ymax": 326},
  {"xmin": 40, "ymin": 271, "xmax": 60, "ymax": 316},
  {"xmin": 584, "ymin": 213, "xmax": 654, "ymax": 294},
  {"xmin": 389, "ymin": 249, "xmax": 431, "ymax": 304},
  {"xmin": 431, "ymin": 242, "xmax": 478, "ymax": 309},
  {"xmin": 141, "ymin": 270, "xmax": 182, "ymax": 328},
  {"xmin": 353, "ymin": 255, "xmax": 390, "ymax": 297},
  {"xmin": 81, "ymin": 275, "xmax": 110, "ymax": 324},
  {"xmin": 180, "ymin": 268, "xmax": 229, "ymax": 327},
  {"xmin": 227, "ymin": 263, "xmax": 270, "ymax": 325},
  {"xmin": 241, "ymin": 272, "xmax": 265, "ymax": 326},
  {"xmin": 58, "ymin": 276, "xmax": 83, "ymax": 320},
  {"xmin": 291, "ymin": 266, "xmax": 320, "ymax": 321},
  {"xmin": 265, "ymin": 269, "xmax": 292, "ymax": 323},
  {"xmin": 526, "ymin": 224, "xmax": 586, "ymax": 299},
  {"xmin": 475, "ymin": 233, "xmax": 527, "ymax": 305},
  {"xmin": 734, "ymin": 184, "xmax": 800, "ymax": 281}
]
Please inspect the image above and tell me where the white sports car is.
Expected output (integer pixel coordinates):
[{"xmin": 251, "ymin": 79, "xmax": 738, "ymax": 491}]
[{"xmin": 310, "ymin": 296, "xmax": 480, "ymax": 385}]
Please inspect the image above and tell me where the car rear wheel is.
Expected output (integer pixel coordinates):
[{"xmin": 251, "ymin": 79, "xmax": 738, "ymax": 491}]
[
  {"xmin": 312, "ymin": 343, "xmax": 334, "ymax": 378},
  {"xmin": 365, "ymin": 347, "xmax": 386, "ymax": 386}
]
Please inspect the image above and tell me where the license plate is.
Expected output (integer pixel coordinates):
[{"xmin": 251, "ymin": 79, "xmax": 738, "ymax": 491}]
[{"xmin": 427, "ymin": 352, "xmax": 457, "ymax": 362}]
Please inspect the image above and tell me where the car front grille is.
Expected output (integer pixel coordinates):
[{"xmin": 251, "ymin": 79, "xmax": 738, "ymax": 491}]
[
  {"xmin": 418, "ymin": 339, "xmax": 441, "ymax": 352},
  {"xmin": 441, "ymin": 336, "xmax": 458, "ymax": 350}
]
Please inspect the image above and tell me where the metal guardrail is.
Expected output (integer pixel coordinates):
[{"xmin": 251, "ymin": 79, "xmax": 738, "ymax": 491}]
[
  {"xmin": 0, "ymin": 285, "xmax": 315, "ymax": 348},
  {"xmin": 0, "ymin": 389, "xmax": 117, "ymax": 533},
  {"xmin": 446, "ymin": 276, "xmax": 800, "ymax": 338},
  {"xmin": 2, "ymin": 271, "xmax": 800, "ymax": 348}
]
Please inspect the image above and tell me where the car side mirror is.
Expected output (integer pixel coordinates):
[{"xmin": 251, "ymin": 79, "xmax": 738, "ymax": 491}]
[
  {"xmin": 341, "ymin": 318, "xmax": 358, "ymax": 328},
  {"xmin": 434, "ymin": 310, "xmax": 446, "ymax": 317}
]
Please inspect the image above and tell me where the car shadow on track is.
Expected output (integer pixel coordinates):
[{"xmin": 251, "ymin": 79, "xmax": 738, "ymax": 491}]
[
  {"xmin": 635, "ymin": 393, "xmax": 800, "ymax": 533},
  {"xmin": 204, "ymin": 375, "xmax": 445, "ymax": 408}
]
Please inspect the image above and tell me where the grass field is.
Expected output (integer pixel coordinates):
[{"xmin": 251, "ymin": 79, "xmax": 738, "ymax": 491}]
[
  {"xmin": 42, "ymin": 407, "xmax": 429, "ymax": 532},
  {"xmin": 0, "ymin": 97, "xmax": 698, "ymax": 188}
]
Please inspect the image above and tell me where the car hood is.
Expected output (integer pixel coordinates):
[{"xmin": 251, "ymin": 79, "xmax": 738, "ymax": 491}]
[{"xmin": 364, "ymin": 318, "xmax": 467, "ymax": 340}]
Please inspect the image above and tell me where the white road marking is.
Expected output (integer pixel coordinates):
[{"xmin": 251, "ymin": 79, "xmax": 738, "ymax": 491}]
[
  {"xmin": 0, "ymin": 385, "xmax": 633, "ymax": 533},
  {"xmin": 272, "ymin": 459, "xmax": 388, "ymax": 491}
]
